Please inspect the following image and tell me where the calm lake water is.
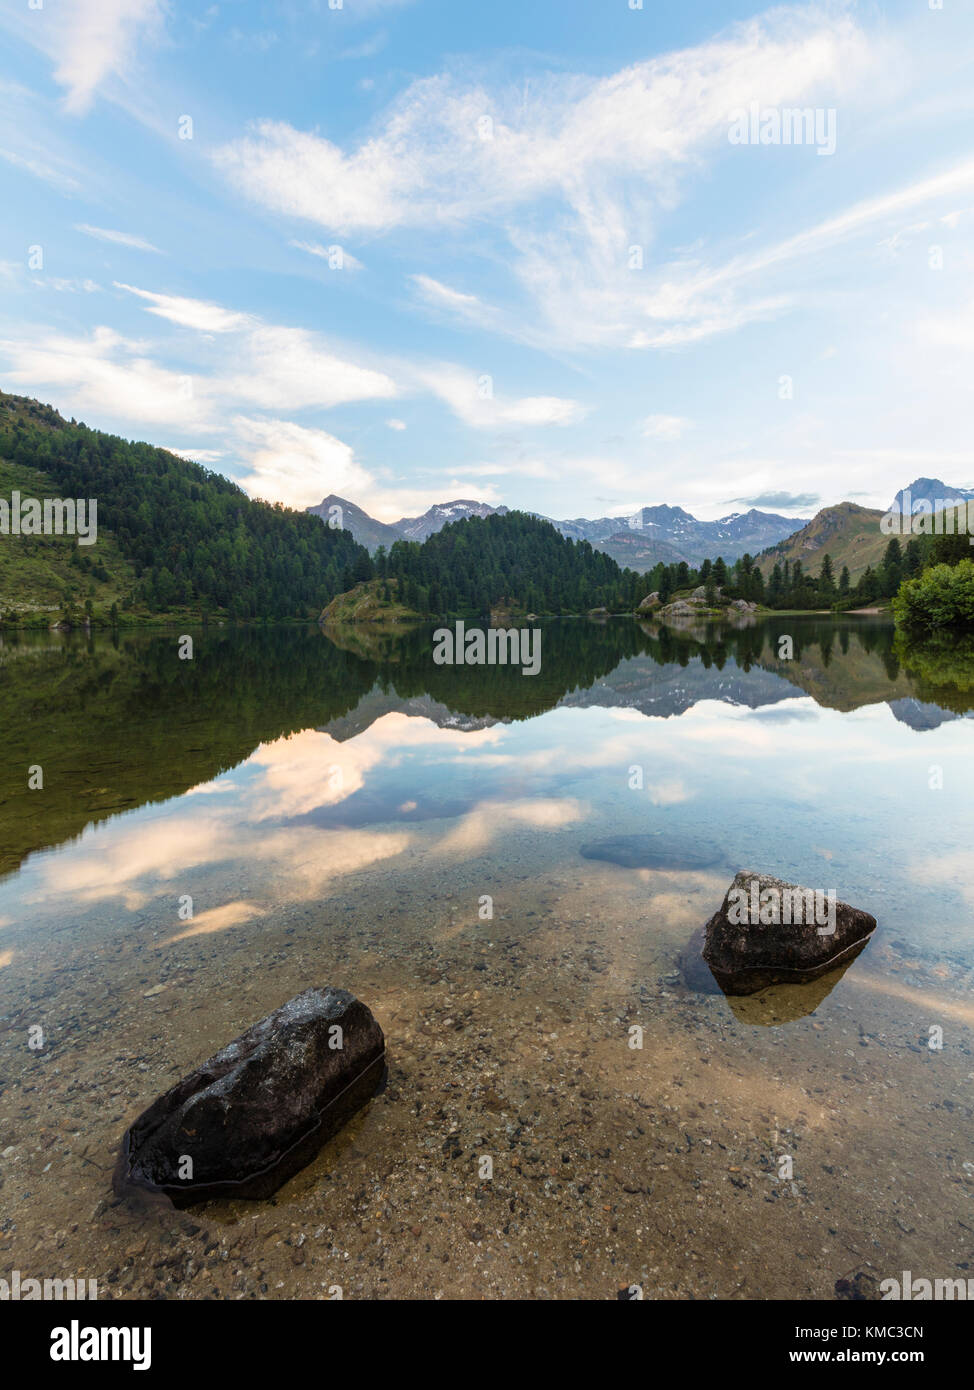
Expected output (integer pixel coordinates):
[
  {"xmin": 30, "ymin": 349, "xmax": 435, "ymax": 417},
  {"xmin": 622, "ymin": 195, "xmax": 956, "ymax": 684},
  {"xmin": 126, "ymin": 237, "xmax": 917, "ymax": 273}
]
[{"xmin": 1, "ymin": 615, "xmax": 972, "ymax": 1299}]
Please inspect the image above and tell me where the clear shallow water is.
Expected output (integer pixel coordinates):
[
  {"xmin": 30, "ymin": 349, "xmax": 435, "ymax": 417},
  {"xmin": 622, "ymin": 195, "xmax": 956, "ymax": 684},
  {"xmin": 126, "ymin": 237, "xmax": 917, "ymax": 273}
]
[{"xmin": 0, "ymin": 617, "xmax": 972, "ymax": 1299}]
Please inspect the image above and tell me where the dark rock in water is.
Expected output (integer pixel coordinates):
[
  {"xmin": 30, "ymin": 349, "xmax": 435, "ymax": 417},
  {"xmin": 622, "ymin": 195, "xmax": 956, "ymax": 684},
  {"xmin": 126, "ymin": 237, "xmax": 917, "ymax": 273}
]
[
  {"xmin": 835, "ymin": 1272, "xmax": 882, "ymax": 1301},
  {"xmin": 114, "ymin": 987, "xmax": 385, "ymax": 1207},
  {"xmin": 701, "ymin": 870, "xmax": 876, "ymax": 996},
  {"xmin": 678, "ymin": 925, "xmax": 722, "ymax": 994},
  {"xmin": 580, "ymin": 834, "xmax": 722, "ymax": 871}
]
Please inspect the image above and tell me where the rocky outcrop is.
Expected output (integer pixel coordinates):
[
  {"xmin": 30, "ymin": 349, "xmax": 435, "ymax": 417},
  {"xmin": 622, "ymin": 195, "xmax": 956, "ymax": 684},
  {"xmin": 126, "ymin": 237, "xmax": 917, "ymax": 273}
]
[
  {"xmin": 114, "ymin": 987, "xmax": 386, "ymax": 1207},
  {"xmin": 698, "ymin": 870, "xmax": 876, "ymax": 995},
  {"xmin": 637, "ymin": 592, "xmax": 661, "ymax": 611}
]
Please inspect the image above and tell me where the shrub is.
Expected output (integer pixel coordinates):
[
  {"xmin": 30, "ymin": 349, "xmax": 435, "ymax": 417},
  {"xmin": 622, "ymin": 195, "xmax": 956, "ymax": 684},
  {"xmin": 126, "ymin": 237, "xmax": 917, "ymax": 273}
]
[{"xmin": 892, "ymin": 559, "xmax": 974, "ymax": 631}]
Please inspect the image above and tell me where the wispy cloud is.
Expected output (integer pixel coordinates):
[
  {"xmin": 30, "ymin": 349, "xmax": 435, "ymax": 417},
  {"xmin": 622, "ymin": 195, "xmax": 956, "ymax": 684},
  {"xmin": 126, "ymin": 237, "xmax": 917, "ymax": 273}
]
[
  {"xmin": 0, "ymin": 145, "xmax": 80, "ymax": 193},
  {"xmin": 290, "ymin": 240, "xmax": 364, "ymax": 271},
  {"xmin": 212, "ymin": 9, "xmax": 879, "ymax": 351},
  {"xmin": 114, "ymin": 282, "xmax": 253, "ymax": 333},
  {"xmin": 0, "ymin": 324, "xmax": 217, "ymax": 430},
  {"xmin": 410, "ymin": 363, "xmax": 586, "ymax": 429},
  {"xmin": 641, "ymin": 414, "xmax": 691, "ymax": 441},
  {"xmin": 76, "ymin": 224, "xmax": 163, "ymax": 254},
  {"xmin": 22, "ymin": 0, "xmax": 165, "ymax": 115}
]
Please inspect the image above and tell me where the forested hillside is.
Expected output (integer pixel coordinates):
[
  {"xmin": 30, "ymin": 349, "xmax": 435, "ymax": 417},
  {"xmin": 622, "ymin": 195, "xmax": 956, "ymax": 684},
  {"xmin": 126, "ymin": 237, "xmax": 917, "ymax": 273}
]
[
  {"xmin": 0, "ymin": 392, "xmax": 371, "ymax": 621},
  {"xmin": 374, "ymin": 511, "xmax": 640, "ymax": 616}
]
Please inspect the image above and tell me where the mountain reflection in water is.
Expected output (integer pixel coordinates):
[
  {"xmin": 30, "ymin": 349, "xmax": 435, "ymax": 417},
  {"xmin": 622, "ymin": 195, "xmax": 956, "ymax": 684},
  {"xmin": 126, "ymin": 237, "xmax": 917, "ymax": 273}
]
[{"xmin": 1, "ymin": 615, "xmax": 970, "ymax": 881}]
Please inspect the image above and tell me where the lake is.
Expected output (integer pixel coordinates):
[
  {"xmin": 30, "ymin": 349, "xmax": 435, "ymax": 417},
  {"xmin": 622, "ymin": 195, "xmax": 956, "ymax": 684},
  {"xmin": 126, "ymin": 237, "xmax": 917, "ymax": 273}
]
[{"xmin": 0, "ymin": 615, "xmax": 972, "ymax": 1299}]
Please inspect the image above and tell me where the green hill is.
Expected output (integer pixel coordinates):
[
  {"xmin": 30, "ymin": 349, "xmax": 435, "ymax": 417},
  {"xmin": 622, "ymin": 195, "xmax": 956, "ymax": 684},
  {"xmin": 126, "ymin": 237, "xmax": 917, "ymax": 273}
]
[
  {"xmin": 320, "ymin": 577, "xmax": 422, "ymax": 624},
  {"xmin": 758, "ymin": 502, "xmax": 886, "ymax": 581},
  {"xmin": 0, "ymin": 390, "xmax": 371, "ymax": 624},
  {"xmin": 0, "ymin": 451, "xmax": 139, "ymax": 621},
  {"xmin": 376, "ymin": 510, "xmax": 640, "ymax": 617}
]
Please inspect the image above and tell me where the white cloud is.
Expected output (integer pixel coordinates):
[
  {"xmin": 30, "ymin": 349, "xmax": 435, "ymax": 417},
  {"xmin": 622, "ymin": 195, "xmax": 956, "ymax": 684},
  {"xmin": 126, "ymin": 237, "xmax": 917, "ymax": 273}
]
[
  {"xmin": 232, "ymin": 416, "xmax": 497, "ymax": 518},
  {"xmin": 235, "ymin": 417, "xmax": 374, "ymax": 509},
  {"xmin": 32, "ymin": 276, "xmax": 101, "ymax": 294},
  {"xmin": 386, "ymin": 418, "xmax": 407, "ymax": 430},
  {"xmin": 411, "ymin": 273, "xmax": 486, "ymax": 323},
  {"xmin": 0, "ymin": 325, "xmax": 216, "ymax": 430},
  {"xmin": 412, "ymin": 363, "xmax": 585, "ymax": 429},
  {"xmin": 211, "ymin": 9, "xmax": 879, "ymax": 349},
  {"xmin": 216, "ymin": 13, "xmax": 873, "ymax": 233},
  {"xmin": 49, "ymin": 0, "xmax": 164, "ymax": 114},
  {"xmin": 290, "ymin": 240, "xmax": 364, "ymax": 271},
  {"xmin": 76, "ymin": 224, "xmax": 162, "ymax": 254},
  {"xmin": 916, "ymin": 298, "xmax": 974, "ymax": 352},
  {"xmin": 641, "ymin": 414, "xmax": 691, "ymax": 441},
  {"xmin": 114, "ymin": 282, "xmax": 253, "ymax": 332},
  {"xmin": 224, "ymin": 324, "xmax": 399, "ymax": 410},
  {"xmin": 115, "ymin": 283, "xmax": 399, "ymax": 408}
]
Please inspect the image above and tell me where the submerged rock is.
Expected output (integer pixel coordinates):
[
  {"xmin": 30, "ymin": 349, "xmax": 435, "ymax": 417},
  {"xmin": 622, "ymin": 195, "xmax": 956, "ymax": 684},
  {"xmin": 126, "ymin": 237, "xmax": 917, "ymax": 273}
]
[
  {"xmin": 114, "ymin": 987, "xmax": 385, "ymax": 1207},
  {"xmin": 700, "ymin": 870, "xmax": 876, "ymax": 995},
  {"xmin": 580, "ymin": 834, "xmax": 722, "ymax": 871},
  {"xmin": 678, "ymin": 925, "xmax": 722, "ymax": 994}
]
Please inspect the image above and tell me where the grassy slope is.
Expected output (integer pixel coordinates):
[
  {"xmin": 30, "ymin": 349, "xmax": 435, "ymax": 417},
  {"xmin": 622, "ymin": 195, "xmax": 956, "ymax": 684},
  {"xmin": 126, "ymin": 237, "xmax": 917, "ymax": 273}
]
[
  {"xmin": 319, "ymin": 577, "xmax": 423, "ymax": 623},
  {"xmin": 0, "ymin": 456, "xmax": 140, "ymax": 616},
  {"xmin": 757, "ymin": 502, "xmax": 887, "ymax": 581},
  {"xmin": 0, "ymin": 408, "xmax": 214, "ymax": 624}
]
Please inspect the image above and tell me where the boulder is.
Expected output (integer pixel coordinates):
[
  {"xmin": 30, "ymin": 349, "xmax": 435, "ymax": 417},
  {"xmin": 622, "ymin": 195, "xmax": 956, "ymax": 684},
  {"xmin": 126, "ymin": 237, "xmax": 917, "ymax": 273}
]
[
  {"xmin": 637, "ymin": 592, "xmax": 661, "ymax": 611},
  {"xmin": 691, "ymin": 584, "xmax": 722, "ymax": 600},
  {"xmin": 114, "ymin": 987, "xmax": 386, "ymax": 1206},
  {"xmin": 700, "ymin": 870, "xmax": 876, "ymax": 995}
]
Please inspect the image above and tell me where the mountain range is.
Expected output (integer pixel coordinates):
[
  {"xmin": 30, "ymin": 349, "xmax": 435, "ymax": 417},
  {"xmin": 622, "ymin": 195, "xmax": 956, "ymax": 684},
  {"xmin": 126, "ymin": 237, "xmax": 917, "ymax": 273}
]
[
  {"xmin": 313, "ymin": 472, "xmax": 974, "ymax": 579},
  {"xmin": 308, "ymin": 495, "xmax": 805, "ymax": 572}
]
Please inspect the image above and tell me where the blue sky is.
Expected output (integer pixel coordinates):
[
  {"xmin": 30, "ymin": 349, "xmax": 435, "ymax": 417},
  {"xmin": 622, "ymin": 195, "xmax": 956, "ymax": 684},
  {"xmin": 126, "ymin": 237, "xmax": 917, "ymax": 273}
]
[{"xmin": 1, "ymin": 0, "xmax": 973, "ymax": 523}]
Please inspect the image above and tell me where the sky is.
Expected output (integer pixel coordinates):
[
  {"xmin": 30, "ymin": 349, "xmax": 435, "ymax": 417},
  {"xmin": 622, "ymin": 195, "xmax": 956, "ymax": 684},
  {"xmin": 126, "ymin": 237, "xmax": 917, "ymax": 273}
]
[{"xmin": 1, "ymin": 0, "xmax": 973, "ymax": 525}]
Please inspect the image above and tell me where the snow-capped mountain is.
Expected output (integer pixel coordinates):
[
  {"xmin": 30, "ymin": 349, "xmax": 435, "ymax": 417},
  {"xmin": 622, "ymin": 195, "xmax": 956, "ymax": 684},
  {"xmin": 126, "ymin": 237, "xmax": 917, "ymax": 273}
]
[
  {"xmin": 307, "ymin": 496, "xmax": 509, "ymax": 551},
  {"xmin": 309, "ymin": 495, "xmax": 804, "ymax": 570},
  {"xmin": 396, "ymin": 500, "xmax": 509, "ymax": 542},
  {"xmin": 540, "ymin": 504, "xmax": 806, "ymax": 569}
]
